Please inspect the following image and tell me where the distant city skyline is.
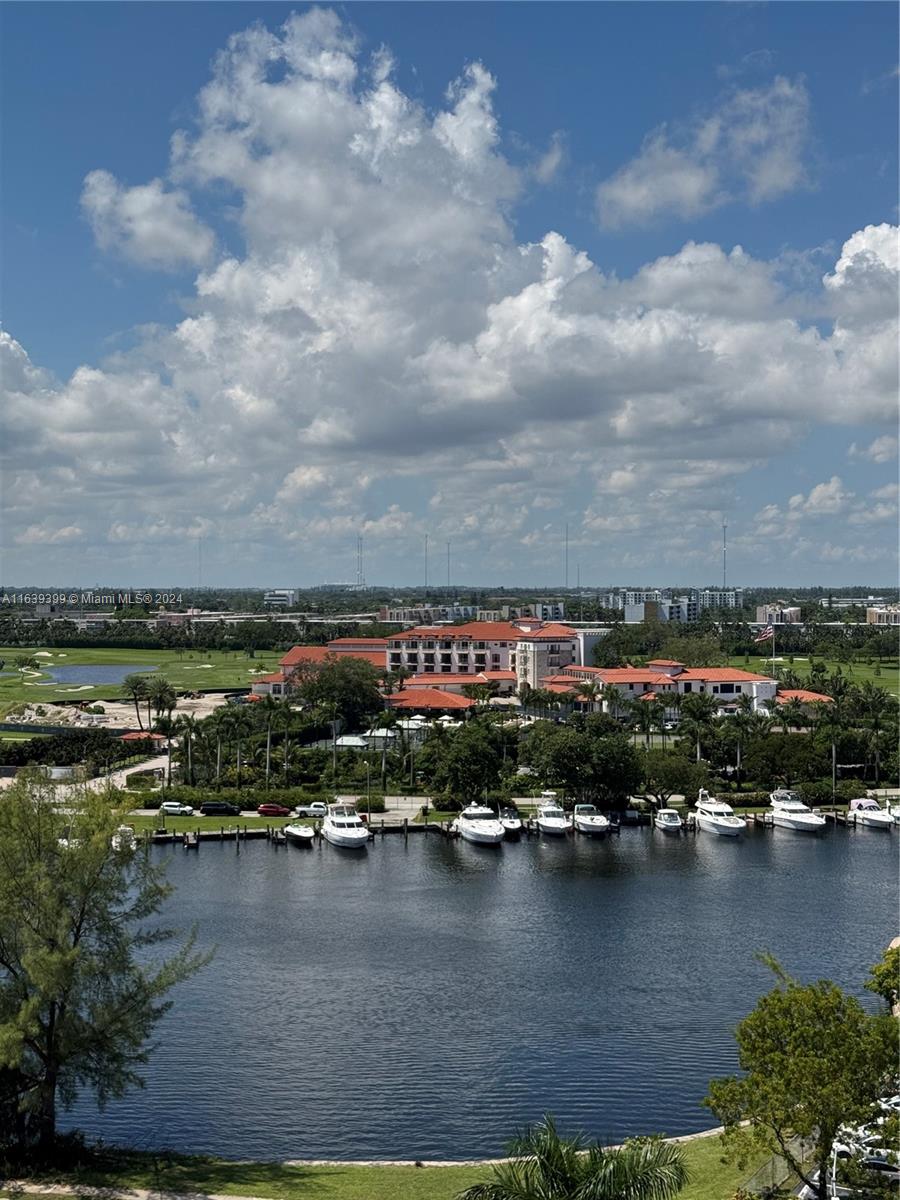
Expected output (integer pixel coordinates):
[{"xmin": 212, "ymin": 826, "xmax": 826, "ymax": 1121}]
[{"xmin": 2, "ymin": 3, "xmax": 897, "ymax": 586}]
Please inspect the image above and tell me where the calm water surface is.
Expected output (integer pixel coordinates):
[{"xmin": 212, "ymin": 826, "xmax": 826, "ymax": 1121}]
[
  {"xmin": 67, "ymin": 825, "xmax": 897, "ymax": 1159},
  {"xmin": 37, "ymin": 664, "xmax": 157, "ymax": 685}
]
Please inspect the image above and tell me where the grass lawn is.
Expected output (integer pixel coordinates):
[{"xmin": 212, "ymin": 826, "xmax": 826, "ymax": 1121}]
[
  {"xmin": 0, "ymin": 647, "xmax": 284, "ymax": 707},
  {"xmin": 3, "ymin": 1134, "xmax": 764, "ymax": 1200},
  {"xmin": 730, "ymin": 654, "xmax": 900, "ymax": 697}
]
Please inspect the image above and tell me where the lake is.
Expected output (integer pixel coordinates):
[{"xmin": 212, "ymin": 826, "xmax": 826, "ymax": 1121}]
[
  {"xmin": 66, "ymin": 823, "xmax": 897, "ymax": 1160},
  {"xmin": 34, "ymin": 664, "xmax": 157, "ymax": 686}
]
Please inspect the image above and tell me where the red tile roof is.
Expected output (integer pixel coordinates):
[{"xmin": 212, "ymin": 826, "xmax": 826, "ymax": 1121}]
[
  {"xmin": 678, "ymin": 667, "xmax": 773, "ymax": 683},
  {"xmin": 647, "ymin": 659, "xmax": 684, "ymax": 667},
  {"xmin": 776, "ymin": 688, "xmax": 833, "ymax": 704},
  {"xmin": 481, "ymin": 670, "xmax": 517, "ymax": 680},
  {"xmin": 281, "ymin": 645, "xmax": 331, "ymax": 666},
  {"xmin": 407, "ymin": 672, "xmax": 493, "ymax": 686},
  {"xmin": 256, "ymin": 672, "xmax": 286, "ymax": 683},
  {"xmin": 386, "ymin": 688, "xmax": 475, "ymax": 710},
  {"xmin": 281, "ymin": 646, "xmax": 385, "ymax": 670},
  {"xmin": 119, "ymin": 731, "xmax": 166, "ymax": 741}
]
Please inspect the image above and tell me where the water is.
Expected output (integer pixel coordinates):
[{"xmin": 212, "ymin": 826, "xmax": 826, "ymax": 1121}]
[
  {"xmin": 34, "ymin": 664, "xmax": 157, "ymax": 686},
  {"xmin": 66, "ymin": 825, "xmax": 896, "ymax": 1160}
]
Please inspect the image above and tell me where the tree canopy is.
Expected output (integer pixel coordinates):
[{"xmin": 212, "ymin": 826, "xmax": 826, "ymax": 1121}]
[
  {"xmin": 705, "ymin": 956, "xmax": 897, "ymax": 1200},
  {"xmin": 0, "ymin": 776, "xmax": 208, "ymax": 1159}
]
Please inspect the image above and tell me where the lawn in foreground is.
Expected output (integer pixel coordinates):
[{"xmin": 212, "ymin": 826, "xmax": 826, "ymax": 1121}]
[
  {"xmin": 5, "ymin": 1134, "xmax": 764, "ymax": 1200},
  {"xmin": 0, "ymin": 646, "xmax": 284, "ymax": 706}
]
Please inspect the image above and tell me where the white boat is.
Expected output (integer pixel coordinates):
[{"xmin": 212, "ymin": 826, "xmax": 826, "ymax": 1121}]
[
  {"xmin": 499, "ymin": 808, "xmax": 523, "ymax": 838},
  {"xmin": 695, "ymin": 789, "xmax": 746, "ymax": 836},
  {"xmin": 889, "ymin": 803, "xmax": 900, "ymax": 827},
  {"xmin": 849, "ymin": 797, "xmax": 894, "ymax": 830},
  {"xmin": 769, "ymin": 789, "xmax": 827, "ymax": 832},
  {"xmin": 573, "ymin": 803, "xmax": 609, "ymax": 836},
  {"xmin": 654, "ymin": 809, "xmax": 683, "ymax": 833},
  {"xmin": 536, "ymin": 797, "xmax": 573, "ymax": 836},
  {"xmin": 452, "ymin": 803, "xmax": 505, "ymax": 845},
  {"xmin": 283, "ymin": 821, "xmax": 316, "ymax": 845},
  {"xmin": 321, "ymin": 801, "xmax": 369, "ymax": 849},
  {"xmin": 111, "ymin": 824, "xmax": 136, "ymax": 851}
]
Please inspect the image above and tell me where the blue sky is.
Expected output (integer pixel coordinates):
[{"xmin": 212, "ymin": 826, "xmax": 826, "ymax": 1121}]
[{"xmin": 2, "ymin": 2, "xmax": 897, "ymax": 587}]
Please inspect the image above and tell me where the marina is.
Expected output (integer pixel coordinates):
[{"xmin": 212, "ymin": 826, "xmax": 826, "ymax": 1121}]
[{"xmin": 65, "ymin": 818, "xmax": 896, "ymax": 1162}]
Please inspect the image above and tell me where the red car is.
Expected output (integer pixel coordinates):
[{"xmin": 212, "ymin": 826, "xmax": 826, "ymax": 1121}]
[{"xmin": 257, "ymin": 803, "xmax": 291, "ymax": 817}]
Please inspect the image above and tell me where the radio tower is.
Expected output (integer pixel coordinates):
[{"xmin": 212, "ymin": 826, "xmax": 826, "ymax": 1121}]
[
  {"xmin": 722, "ymin": 520, "xmax": 728, "ymax": 591},
  {"xmin": 356, "ymin": 535, "xmax": 365, "ymax": 590}
]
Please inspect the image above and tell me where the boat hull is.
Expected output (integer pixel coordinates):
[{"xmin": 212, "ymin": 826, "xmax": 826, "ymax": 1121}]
[
  {"xmin": 574, "ymin": 817, "xmax": 609, "ymax": 836},
  {"xmin": 322, "ymin": 829, "xmax": 369, "ymax": 849},
  {"xmin": 284, "ymin": 824, "xmax": 315, "ymax": 845},
  {"xmin": 696, "ymin": 814, "xmax": 743, "ymax": 836},
  {"xmin": 655, "ymin": 819, "xmax": 683, "ymax": 833},
  {"xmin": 458, "ymin": 824, "xmax": 504, "ymax": 845},
  {"xmin": 856, "ymin": 813, "xmax": 894, "ymax": 829},
  {"xmin": 501, "ymin": 820, "xmax": 522, "ymax": 839},
  {"xmin": 538, "ymin": 820, "xmax": 571, "ymax": 836},
  {"xmin": 771, "ymin": 814, "xmax": 827, "ymax": 832}
]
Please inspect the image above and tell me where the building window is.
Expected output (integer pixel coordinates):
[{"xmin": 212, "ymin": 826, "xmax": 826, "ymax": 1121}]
[
  {"xmin": 423, "ymin": 654, "xmax": 435, "ymax": 665},
  {"xmin": 683, "ymin": 682, "xmax": 692, "ymax": 693},
  {"xmin": 441, "ymin": 665, "xmax": 452, "ymax": 673}
]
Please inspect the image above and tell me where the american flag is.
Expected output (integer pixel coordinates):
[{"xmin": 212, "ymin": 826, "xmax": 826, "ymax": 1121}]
[{"xmin": 754, "ymin": 625, "xmax": 775, "ymax": 643}]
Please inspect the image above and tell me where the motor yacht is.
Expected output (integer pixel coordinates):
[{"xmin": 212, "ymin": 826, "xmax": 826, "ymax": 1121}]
[
  {"xmin": 889, "ymin": 802, "xmax": 900, "ymax": 827},
  {"xmin": 499, "ymin": 807, "xmax": 523, "ymax": 838},
  {"xmin": 654, "ymin": 808, "xmax": 683, "ymax": 833},
  {"xmin": 769, "ymin": 789, "xmax": 827, "ymax": 832},
  {"xmin": 283, "ymin": 821, "xmax": 316, "ymax": 845},
  {"xmin": 849, "ymin": 797, "xmax": 894, "ymax": 829},
  {"xmin": 452, "ymin": 803, "xmax": 505, "ymax": 845},
  {"xmin": 111, "ymin": 824, "xmax": 136, "ymax": 851},
  {"xmin": 694, "ymin": 789, "xmax": 746, "ymax": 836},
  {"xmin": 321, "ymin": 801, "xmax": 370, "ymax": 849},
  {"xmin": 536, "ymin": 798, "xmax": 573, "ymax": 836},
  {"xmin": 573, "ymin": 803, "xmax": 609, "ymax": 836}
]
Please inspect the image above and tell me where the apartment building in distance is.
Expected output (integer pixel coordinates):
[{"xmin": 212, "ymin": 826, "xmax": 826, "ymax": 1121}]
[
  {"xmin": 378, "ymin": 601, "xmax": 565, "ymax": 625},
  {"xmin": 756, "ymin": 604, "xmax": 802, "ymax": 624},
  {"xmin": 610, "ymin": 588, "xmax": 744, "ymax": 621},
  {"xmin": 263, "ymin": 589, "xmax": 298, "ymax": 608},
  {"xmin": 866, "ymin": 605, "xmax": 900, "ymax": 626}
]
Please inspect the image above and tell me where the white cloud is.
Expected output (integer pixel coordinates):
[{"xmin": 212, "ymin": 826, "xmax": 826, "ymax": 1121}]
[
  {"xmin": 596, "ymin": 76, "xmax": 811, "ymax": 228},
  {"xmin": 81, "ymin": 170, "xmax": 214, "ymax": 269},
  {"xmin": 849, "ymin": 434, "xmax": 898, "ymax": 464},
  {"xmin": 1, "ymin": 12, "xmax": 897, "ymax": 583},
  {"xmin": 533, "ymin": 131, "xmax": 566, "ymax": 183}
]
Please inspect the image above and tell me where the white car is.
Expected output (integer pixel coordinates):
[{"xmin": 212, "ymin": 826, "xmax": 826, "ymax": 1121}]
[{"xmin": 160, "ymin": 801, "xmax": 194, "ymax": 816}]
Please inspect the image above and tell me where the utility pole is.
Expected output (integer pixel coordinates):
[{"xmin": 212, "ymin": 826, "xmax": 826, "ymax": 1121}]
[
  {"xmin": 722, "ymin": 520, "xmax": 728, "ymax": 591},
  {"xmin": 424, "ymin": 533, "xmax": 428, "ymax": 599},
  {"xmin": 446, "ymin": 540, "xmax": 451, "ymax": 591},
  {"xmin": 197, "ymin": 537, "xmax": 202, "ymax": 589},
  {"xmin": 565, "ymin": 523, "xmax": 569, "ymax": 590}
]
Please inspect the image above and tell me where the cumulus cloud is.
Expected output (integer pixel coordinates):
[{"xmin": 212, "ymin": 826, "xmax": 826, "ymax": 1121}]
[
  {"xmin": 1, "ymin": 11, "xmax": 897, "ymax": 582},
  {"xmin": 81, "ymin": 170, "xmax": 214, "ymax": 269},
  {"xmin": 596, "ymin": 76, "xmax": 811, "ymax": 228},
  {"xmin": 849, "ymin": 434, "xmax": 898, "ymax": 464}
]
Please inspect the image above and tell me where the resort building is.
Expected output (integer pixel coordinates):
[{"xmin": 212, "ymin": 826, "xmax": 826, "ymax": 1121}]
[
  {"xmin": 545, "ymin": 659, "xmax": 778, "ymax": 713},
  {"xmin": 866, "ymin": 605, "xmax": 900, "ymax": 626},
  {"xmin": 755, "ymin": 604, "xmax": 802, "ymax": 624},
  {"xmin": 385, "ymin": 618, "xmax": 580, "ymax": 689},
  {"xmin": 250, "ymin": 637, "xmax": 388, "ymax": 697}
]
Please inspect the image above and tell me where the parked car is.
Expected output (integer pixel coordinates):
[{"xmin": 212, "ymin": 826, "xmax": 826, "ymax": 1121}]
[
  {"xmin": 199, "ymin": 801, "xmax": 242, "ymax": 816},
  {"xmin": 293, "ymin": 801, "xmax": 328, "ymax": 818},
  {"xmin": 160, "ymin": 801, "xmax": 194, "ymax": 816},
  {"xmin": 257, "ymin": 803, "xmax": 291, "ymax": 817}
]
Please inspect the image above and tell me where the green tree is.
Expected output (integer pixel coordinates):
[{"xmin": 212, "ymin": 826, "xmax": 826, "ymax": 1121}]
[
  {"xmin": 0, "ymin": 777, "xmax": 207, "ymax": 1157},
  {"xmin": 457, "ymin": 1114, "xmax": 688, "ymax": 1200},
  {"xmin": 705, "ymin": 957, "xmax": 897, "ymax": 1200},
  {"xmin": 419, "ymin": 721, "xmax": 503, "ymax": 803},
  {"xmin": 641, "ymin": 751, "xmax": 707, "ymax": 810},
  {"xmin": 296, "ymin": 656, "xmax": 383, "ymax": 732},
  {"xmin": 866, "ymin": 942, "xmax": 900, "ymax": 1010},
  {"xmin": 121, "ymin": 674, "xmax": 148, "ymax": 731},
  {"xmin": 146, "ymin": 674, "xmax": 176, "ymax": 727}
]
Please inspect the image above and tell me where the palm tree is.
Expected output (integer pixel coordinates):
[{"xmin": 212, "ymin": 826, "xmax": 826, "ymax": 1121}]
[
  {"xmin": 175, "ymin": 713, "xmax": 198, "ymax": 786},
  {"xmin": 275, "ymin": 697, "xmax": 297, "ymax": 783},
  {"xmin": 370, "ymin": 708, "xmax": 401, "ymax": 790},
  {"xmin": 230, "ymin": 708, "xmax": 255, "ymax": 791},
  {"xmin": 146, "ymin": 674, "xmax": 176, "ymax": 727},
  {"xmin": 121, "ymin": 673, "xmax": 148, "ymax": 730},
  {"xmin": 628, "ymin": 696, "xmax": 655, "ymax": 748},
  {"xmin": 208, "ymin": 707, "xmax": 232, "ymax": 788},
  {"xmin": 572, "ymin": 681, "xmax": 602, "ymax": 713},
  {"xmin": 600, "ymin": 684, "xmax": 624, "ymax": 722},
  {"xmin": 780, "ymin": 697, "xmax": 807, "ymax": 733},
  {"xmin": 457, "ymin": 1114, "xmax": 687, "ymax": 1200},
  {"xmin": 258, "ymin": 694, "xmax": 281, "ymax": 788},
  {"xmin": 153, "ymin": 713, "xmax": 177, "ymax": 787}
]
